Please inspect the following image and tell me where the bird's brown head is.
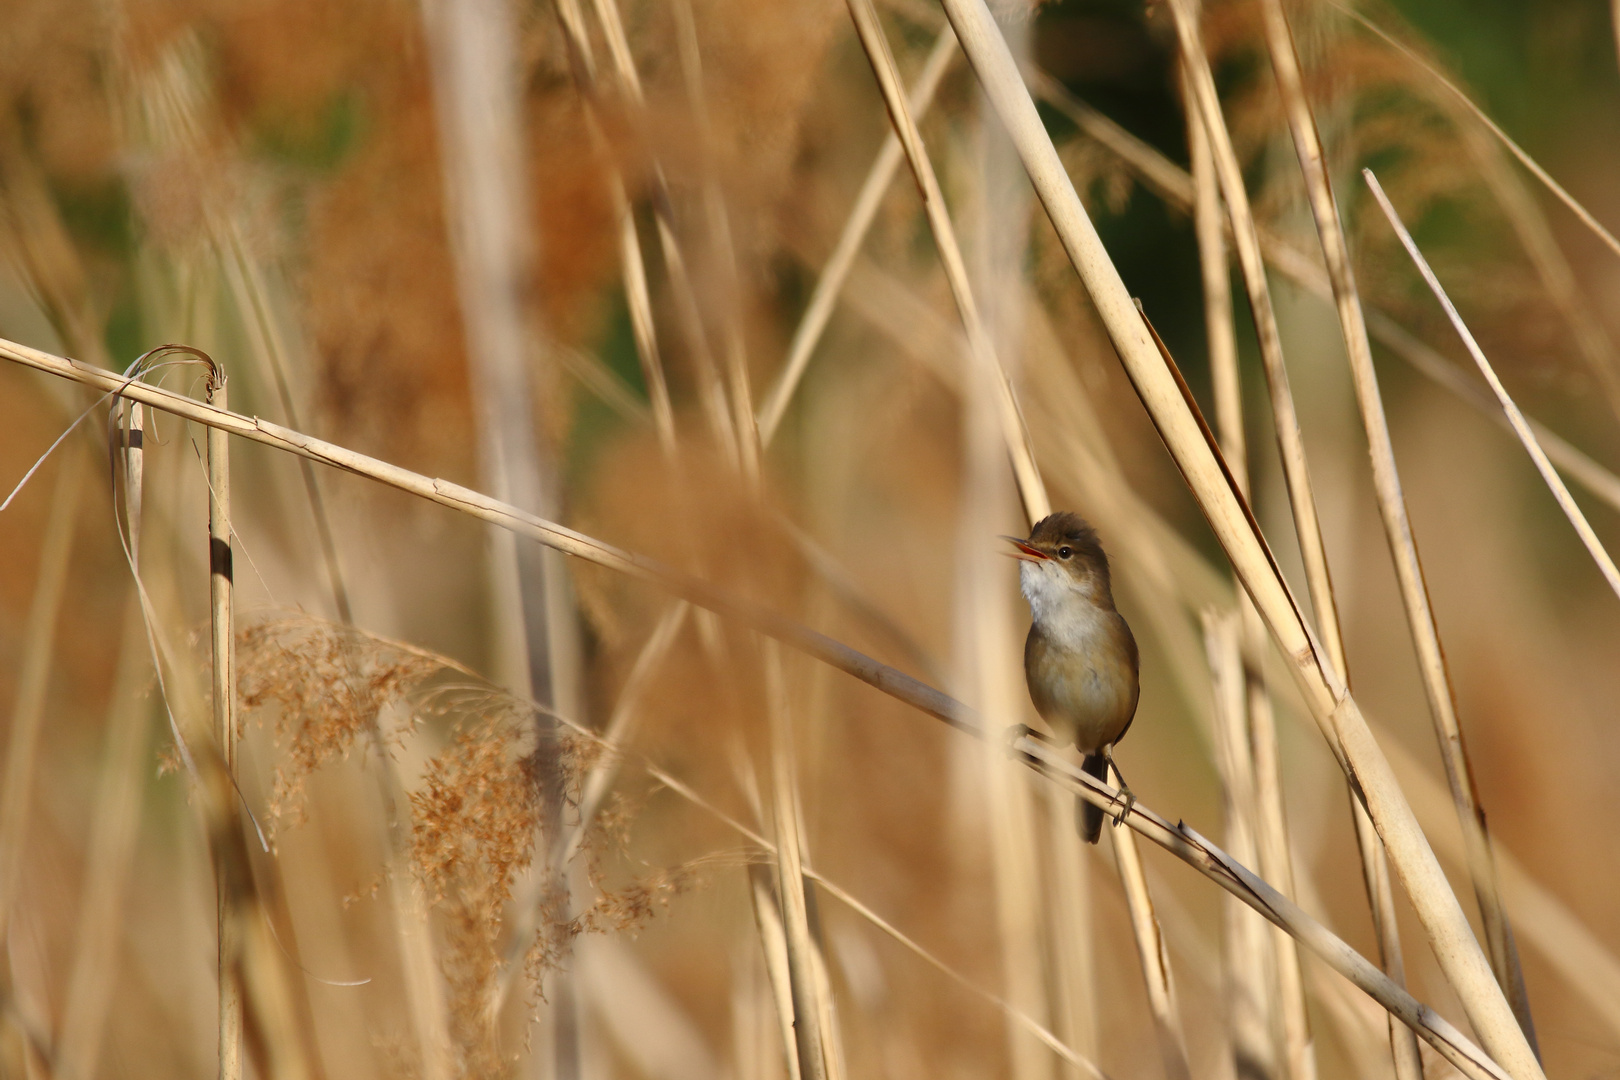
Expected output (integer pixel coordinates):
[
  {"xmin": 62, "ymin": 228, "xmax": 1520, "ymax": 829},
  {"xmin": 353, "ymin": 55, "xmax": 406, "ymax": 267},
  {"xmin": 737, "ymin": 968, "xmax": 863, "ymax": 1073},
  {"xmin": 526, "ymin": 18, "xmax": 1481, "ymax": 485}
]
[{"xmin": 1003, "ymin": 511, "xmax": 1115, "ymax": 612}]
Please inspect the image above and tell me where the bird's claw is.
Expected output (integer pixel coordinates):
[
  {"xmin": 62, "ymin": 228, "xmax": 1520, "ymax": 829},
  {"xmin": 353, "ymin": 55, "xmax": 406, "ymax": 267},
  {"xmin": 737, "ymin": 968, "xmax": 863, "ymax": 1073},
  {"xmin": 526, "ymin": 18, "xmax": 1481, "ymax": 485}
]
[{"xmin": 1109, "ymin": 787, "xmax": 1136, "ymax": 828}]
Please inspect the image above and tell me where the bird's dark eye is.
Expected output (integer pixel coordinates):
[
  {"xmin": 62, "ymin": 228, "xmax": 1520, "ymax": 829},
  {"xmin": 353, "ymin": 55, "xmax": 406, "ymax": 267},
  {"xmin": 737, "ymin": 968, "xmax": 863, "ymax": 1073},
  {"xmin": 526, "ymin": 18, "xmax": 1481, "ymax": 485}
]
[{"xmin": 1057, "ymin": 546, "xmax": 1072, "ymax": 559}]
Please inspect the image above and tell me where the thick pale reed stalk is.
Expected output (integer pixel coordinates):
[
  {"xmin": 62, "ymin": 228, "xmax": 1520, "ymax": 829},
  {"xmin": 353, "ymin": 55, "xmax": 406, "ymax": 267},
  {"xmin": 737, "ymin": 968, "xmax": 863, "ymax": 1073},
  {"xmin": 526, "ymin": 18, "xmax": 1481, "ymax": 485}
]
[
  {"xmin": 1366, "ymin": 171, "xmax": 1620, "ymax": 601},
  {"xmin": 0, "ymin": 337, "xmax": 1520, "ymax": 1080},
  {"xmin": 928, "ymin": 5, "xmax": 1545, "ymax": 1078},
  {"xmin": 206, "ymin": 373, "xmax": 242, "ymax": 1080},
  {"xmin": 1258, "ymin": 0, "xmax": 1535, "ymax": 1050}
]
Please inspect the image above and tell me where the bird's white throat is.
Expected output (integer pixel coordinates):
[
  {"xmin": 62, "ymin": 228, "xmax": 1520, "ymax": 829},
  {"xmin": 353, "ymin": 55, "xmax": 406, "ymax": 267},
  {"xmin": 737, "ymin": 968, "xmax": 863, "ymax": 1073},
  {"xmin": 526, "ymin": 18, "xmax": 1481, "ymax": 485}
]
[{"xmin": 1019, "ymin": 560, "xmax": 1107, "ymax": 648}]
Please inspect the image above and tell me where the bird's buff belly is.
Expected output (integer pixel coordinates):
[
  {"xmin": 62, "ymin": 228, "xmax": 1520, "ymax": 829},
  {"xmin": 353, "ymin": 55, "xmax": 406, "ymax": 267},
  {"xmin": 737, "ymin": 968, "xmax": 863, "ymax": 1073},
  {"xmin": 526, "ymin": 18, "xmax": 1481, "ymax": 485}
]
[{"xmin": 1027, "ymin": 653, "xmax": 1134, "ymax": 752}]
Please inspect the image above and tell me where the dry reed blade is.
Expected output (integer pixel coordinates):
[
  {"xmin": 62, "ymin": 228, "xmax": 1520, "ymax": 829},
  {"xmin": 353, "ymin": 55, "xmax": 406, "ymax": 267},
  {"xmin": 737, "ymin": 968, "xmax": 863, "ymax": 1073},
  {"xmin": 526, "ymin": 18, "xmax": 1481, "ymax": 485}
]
[
  {"xmin": 606, "ymin": 165, "xmax": 678, "ymax": 454},
  {"xmin": 756, "ymin": 24, "xmax": 958, "ymax": 442},
  {"xmin": 669, "ymin": 0, "xmax": 762, "ymax": 482},
  {"xmin": 1259, "ymin": 0, "xmax": 1534, "ymax": 1050},
  {"xmin": 0, "ymin": 449, "xmax": 84, "ymax": 941},
  {"xmin": 748, "ymin": 864, "xmax": 804, "ymax": 1080},
  {"xmin": 0, "ymin": 335, "xmax": 1526, "ymax": 1078},
  {"xmin": 55, "ymin": 600, "xmax": 150, "ymax": 1080},
  {"xmin": 930, "ymin": 4, "xmax": 1544, "ymax": 1077},
  {"xmin": 1365, "ymin": 170, "xmax": 1620, "ymax": 601}
]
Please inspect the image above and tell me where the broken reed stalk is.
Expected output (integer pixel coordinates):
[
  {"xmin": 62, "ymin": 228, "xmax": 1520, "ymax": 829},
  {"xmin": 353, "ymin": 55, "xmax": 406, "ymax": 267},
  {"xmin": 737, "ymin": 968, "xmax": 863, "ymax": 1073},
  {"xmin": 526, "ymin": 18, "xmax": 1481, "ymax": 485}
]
[
  {"xmin": 929, "ymin": 4, "xmax": 1545, "ymax": 1078},
  {"xmin": 1257, "ymin": 0, "xmax": 1535, "ymax": 1050},
  {"xmin": 206, "ymin": 372, "xmax": 242, "ymax": 1080},
  {"xmin": 0, "ymin": 336, "xmax": 1516, "ymax": 1080},
  {"xmin": 1365, "ymin": 170, "xmax": 1620, "ymax": 601},
  {"xmin": 756, "ymin": 23, "xmax": 957, "ymax": 442}
]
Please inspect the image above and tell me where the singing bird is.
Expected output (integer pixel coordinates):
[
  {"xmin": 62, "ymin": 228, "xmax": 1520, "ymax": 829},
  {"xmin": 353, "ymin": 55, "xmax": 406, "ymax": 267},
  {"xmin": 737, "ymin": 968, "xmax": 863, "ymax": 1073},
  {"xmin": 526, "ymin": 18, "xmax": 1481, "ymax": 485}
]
[{"xmin": 1006, "ymin": 512, "xmax": 1139, "ymax": 843}]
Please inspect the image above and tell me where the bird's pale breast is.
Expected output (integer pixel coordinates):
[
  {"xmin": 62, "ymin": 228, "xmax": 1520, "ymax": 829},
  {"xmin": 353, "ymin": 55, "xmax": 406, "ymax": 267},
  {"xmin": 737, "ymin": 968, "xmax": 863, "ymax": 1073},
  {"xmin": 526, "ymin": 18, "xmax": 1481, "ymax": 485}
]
[{"xmin": 1024, "ymin": 613, "xmax": 1138, "ymax": 753}]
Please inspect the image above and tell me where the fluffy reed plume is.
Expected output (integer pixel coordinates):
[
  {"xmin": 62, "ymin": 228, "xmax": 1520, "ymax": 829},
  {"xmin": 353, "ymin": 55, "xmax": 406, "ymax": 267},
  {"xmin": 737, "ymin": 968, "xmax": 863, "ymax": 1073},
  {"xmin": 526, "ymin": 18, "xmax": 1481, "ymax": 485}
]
[{"xmin": 237, "ymin": 614, "xmax": 704, "ymax": 1076}]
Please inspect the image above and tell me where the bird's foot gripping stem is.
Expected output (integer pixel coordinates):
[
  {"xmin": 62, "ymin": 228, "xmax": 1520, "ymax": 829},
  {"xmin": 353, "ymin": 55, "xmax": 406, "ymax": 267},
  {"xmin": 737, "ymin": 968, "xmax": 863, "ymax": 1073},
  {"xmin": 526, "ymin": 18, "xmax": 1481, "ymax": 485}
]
[{"xmin": 1104, "ymin": 747, "xmax": 1135, "ymax": 827}]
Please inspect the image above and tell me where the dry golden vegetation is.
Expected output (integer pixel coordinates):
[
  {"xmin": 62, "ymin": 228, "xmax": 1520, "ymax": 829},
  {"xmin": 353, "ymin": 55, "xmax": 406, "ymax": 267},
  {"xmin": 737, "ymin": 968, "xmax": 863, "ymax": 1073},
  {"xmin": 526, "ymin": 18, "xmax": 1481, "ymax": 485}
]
[{"xmin": 1, "ymin": 0, "xmax": 1619, "ymax": 1079}]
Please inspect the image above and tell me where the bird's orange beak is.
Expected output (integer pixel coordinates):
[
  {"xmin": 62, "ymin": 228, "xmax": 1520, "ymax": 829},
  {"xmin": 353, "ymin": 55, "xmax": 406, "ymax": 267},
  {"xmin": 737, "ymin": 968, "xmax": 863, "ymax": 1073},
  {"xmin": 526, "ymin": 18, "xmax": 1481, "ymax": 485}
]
[{"xmin": 1000, "ymin": 535, "xmax": 1048, "ymax": 562}]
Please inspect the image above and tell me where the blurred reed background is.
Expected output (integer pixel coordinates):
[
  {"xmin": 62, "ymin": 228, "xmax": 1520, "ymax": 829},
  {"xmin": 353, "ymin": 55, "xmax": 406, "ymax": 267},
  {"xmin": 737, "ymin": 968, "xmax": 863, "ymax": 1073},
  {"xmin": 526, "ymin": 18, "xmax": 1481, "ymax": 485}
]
[{"xmin": 1, "ymin": 0, "xmax": 1618, "ymax": 1078}]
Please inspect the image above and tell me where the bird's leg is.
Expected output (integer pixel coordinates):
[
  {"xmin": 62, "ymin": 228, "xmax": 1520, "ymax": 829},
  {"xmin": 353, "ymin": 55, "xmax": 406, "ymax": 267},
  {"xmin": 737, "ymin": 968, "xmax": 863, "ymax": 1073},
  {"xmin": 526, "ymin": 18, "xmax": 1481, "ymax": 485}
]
[{"xmin": 1103, "ymin": 746, "xmax": 1136, "ymax": 826}]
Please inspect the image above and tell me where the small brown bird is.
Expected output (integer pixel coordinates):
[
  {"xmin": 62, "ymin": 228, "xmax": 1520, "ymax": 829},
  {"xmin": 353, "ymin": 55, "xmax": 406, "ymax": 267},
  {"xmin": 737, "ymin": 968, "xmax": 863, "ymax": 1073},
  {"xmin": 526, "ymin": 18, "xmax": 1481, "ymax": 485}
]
[{"xmin": 1005, "ymin": 512, "xmax": 1140, "ymax": 843}]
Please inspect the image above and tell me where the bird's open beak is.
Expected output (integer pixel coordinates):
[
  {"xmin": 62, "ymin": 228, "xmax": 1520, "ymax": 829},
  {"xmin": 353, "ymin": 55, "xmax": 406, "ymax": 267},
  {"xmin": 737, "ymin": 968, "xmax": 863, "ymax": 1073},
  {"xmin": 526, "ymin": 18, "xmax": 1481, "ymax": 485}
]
[{"xmin": 1000, "ymin": 535, "xmax": 1047, "ymax": 562}]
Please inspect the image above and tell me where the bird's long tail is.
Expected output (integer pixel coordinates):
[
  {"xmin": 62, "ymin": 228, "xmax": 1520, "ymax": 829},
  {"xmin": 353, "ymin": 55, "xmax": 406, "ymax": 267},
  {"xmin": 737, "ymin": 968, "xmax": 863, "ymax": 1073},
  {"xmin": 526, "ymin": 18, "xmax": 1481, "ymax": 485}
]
[{"xmin": 1077, "ymin": 752, "xmax": 1109, "ymax": 844}]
